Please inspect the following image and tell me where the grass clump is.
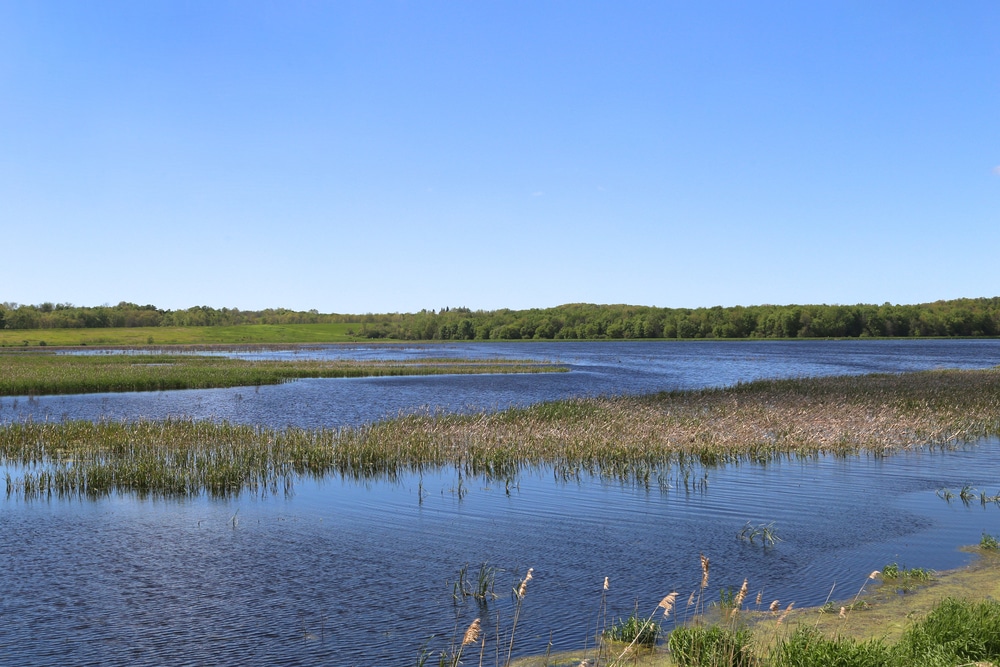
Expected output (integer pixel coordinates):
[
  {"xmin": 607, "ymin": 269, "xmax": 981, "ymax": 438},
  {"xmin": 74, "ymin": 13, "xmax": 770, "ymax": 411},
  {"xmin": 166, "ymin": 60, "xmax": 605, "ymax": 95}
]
[
  {"xmin": 880, "ymin": 563, "xmax": 933, "ymax": 592},
  {"xmin": 669, "ymin": 624, "xmax": 757, "ymax": 666},
  {"xmin": 604, "ymin": 613, "xmax": 661, "ymax": 647},
  {"xmin": 981, "ymin": 532, "xmax": 1000, "ymax": 550}
]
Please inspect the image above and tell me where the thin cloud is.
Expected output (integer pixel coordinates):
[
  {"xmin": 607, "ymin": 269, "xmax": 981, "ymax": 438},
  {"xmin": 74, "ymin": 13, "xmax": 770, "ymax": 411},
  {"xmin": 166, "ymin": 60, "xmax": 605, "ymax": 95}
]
[{"xmin": 993, "ymin": 166, "xmax": 1000, "ymax": 177}]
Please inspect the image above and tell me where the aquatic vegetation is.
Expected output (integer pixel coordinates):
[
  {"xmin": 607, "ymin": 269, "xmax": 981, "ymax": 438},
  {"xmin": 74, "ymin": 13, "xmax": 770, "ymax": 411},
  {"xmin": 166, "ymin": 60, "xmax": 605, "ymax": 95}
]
[
  {"xmin": 739, "ymin": 522, "xmax": 782, "ymax": 547},
  {"xmin": 603, "ymin": 611, "xmax": 661, "ymax": 647},
  {"xmin": 880, "ymin": 563, "xmax": 932, "ymax": 593},
  {"xmin": 0, "ymin": 350, "xmax": 563, "ymax": 397},
  {"xmin": 3, "ymin": 367, "xmax": 1000, "ymax": 499},
  {"xmin": 981, "ymin": 532, "xmax": 999, "ymax": 550},
  {"xmin": 453, "ymin": 562, "xmax": 499, "ymax": 603}
]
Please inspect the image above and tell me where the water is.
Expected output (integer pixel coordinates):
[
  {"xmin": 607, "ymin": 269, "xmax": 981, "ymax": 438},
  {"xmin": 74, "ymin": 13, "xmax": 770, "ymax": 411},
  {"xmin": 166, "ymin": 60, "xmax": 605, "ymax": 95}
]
[
  {"xmin": 2, "ymin": 340, "xmax": 1000, "ymax": 666},
  {"xmin": 8, "ymin": 339, "xmax": 1000, "ymax": 428}
]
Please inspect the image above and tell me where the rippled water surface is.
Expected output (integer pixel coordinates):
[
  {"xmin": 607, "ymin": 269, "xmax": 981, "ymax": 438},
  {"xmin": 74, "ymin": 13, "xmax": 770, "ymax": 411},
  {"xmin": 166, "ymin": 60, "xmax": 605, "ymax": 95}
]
[{"xmin": 2, "ymin": 340, "xmax": 1000, "ymax": 666}]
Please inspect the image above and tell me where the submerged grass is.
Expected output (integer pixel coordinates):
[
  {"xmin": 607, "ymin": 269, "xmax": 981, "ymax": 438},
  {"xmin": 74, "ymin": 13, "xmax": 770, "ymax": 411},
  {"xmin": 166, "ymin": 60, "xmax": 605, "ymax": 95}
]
[
  {"xmin": 0, "ymin": 350, "xmax": 563, "ymax": 396},
  {"xmin": 3, "ymin": 367, "xmax": 1000, "ymax": 498}
]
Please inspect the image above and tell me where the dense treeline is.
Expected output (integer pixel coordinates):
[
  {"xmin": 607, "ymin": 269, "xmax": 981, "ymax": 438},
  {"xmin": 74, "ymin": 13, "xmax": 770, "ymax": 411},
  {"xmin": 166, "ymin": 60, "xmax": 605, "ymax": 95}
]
[{"xmin": 2, "ymin": 298, "xmax": 999, "ymax": 340}]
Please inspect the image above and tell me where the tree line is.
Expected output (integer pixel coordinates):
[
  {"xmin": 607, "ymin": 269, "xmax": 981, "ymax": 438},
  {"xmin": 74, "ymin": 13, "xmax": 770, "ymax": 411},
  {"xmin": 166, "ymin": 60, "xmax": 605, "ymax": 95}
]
[{"xmin": 2, "ymin": 298, "xmax": 999, "ymax": 340}]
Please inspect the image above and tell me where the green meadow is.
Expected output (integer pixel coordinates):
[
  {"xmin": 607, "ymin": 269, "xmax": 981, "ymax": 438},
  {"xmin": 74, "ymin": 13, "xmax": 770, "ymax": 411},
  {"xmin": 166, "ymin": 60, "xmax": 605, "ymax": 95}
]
[{"xmin": 0, "ymin": 323, "xmax": 360, "ymax": 347}]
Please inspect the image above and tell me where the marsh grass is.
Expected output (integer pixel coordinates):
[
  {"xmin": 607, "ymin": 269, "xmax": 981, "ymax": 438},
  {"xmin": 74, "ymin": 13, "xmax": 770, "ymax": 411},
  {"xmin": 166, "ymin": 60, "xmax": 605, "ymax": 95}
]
[
  {"xmin": 738, "ymin": 523, "xmax": 781, "ymax": 547},
  {"xmin": 880, "ymin": 564, "xmax": 933, "ymax": 593},
  {"xmin": 0, "ymin": 351, "xmax": 563, "ymax": 397},
  {"xmin": 603, "ymin": 611, "xmax": 661, "ymax": 647},
  {"xmin": 4, "ymin": 367, "xmax": 1000, "ymax": 499}
]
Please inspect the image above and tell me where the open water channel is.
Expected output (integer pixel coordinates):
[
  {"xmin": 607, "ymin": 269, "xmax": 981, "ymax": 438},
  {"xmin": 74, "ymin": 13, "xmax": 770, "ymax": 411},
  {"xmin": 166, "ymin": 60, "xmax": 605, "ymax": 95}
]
[{"xmin": 2, "ymin": 340, "xmax": 1000, "ymax": 666}]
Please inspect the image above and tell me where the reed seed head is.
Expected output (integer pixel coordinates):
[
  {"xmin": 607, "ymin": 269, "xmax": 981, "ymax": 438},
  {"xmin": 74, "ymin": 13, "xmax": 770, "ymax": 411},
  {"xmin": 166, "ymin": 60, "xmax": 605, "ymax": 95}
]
[
  {"xmin": 769, "ymin": 600, "xmax": 780, "ymax": 613},
  {"xmin": 603, "ymin": 576, "xmax": 609, "ymax": 591},
  {"xmin": 839, "ymin": 606, "xmax": 847, "ymax": 619},
  {"xmin": 869, "ymin": 570, "xmax": 881, "ymax": 580},
  {"xmin": 733, "ymin": 578, "xmax": 748, "ymax": 608},
  {"xmin": 699, "ymin": 554, "xmax": 710, "ymax": 589},
  {"xmin": 755, "ymin": 591, "xmax": 762, "ymax": 606},
  {"xmin": 517, "ymin": 568, "xmax": 534, "ymax": 598},
  {"xmin": 462, "ymin": 618, "xmax": 481, "ymax": 646},
  {"xmin": 658, "ymin": 592, "xmax": 678, "ymax": 618},
  {"xmin": 776, "ymin": 602, "xmax": 794, "ymax": 625}
]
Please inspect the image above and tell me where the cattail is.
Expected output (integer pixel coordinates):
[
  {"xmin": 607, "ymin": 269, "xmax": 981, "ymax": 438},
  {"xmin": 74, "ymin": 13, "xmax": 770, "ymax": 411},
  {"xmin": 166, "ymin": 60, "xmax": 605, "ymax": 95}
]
[
  {"xmin": 769, "ymin": 600, "xmax": 780, "ymax": 613},
  {"xmin": 462, "ymin": 618, "xmax": 481, "ymax": 646},
  {"xmin": 658, "ymin": 592, "xmax": 678, "ymax": 618}
]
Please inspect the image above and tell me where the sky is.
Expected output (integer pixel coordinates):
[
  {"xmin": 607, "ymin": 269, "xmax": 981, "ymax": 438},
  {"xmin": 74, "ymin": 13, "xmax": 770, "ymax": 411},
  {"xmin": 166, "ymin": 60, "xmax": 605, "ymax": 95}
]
[{"xmin": 1, "ymin": 2, "xmax": 998, "ymax": 314}]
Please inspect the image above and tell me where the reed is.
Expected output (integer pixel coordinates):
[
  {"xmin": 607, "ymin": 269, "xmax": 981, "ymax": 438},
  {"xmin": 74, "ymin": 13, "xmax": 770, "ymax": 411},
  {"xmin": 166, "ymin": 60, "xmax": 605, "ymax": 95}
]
[{"xmin": 4, "ymin": 367, "xmax": 1000, "ymax": 499}]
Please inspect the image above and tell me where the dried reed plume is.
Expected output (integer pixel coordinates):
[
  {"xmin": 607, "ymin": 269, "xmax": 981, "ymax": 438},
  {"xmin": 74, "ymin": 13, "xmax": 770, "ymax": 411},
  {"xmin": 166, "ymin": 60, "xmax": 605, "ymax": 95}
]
[
  {"xmin": 730, "ymin": 578, "xmax": 749, "ymax": 618},
  {"xmin": 769, "ymin": 600, "xmax": 780, "ymax": 613},
  {"xmin": 776, "ymin": 602, "xmax": 794, "ymax": 625},
  {"xmin": 462, "ymin": 618, "xmax": 481, "ymax": 646},
  {"xmin": 700, "ymin": 554, "xmax": 710, "ymax": 589},
  {"xmin": 603, "ymin": 576, "xmax": 609, "ymax": 591},
  {"xmin": 658, "ymin": 592, "xmax": 679, "ymax": 618},
  {"xmin": 517, "ymin": 568, "xmax": 534, "ymax": 599}
]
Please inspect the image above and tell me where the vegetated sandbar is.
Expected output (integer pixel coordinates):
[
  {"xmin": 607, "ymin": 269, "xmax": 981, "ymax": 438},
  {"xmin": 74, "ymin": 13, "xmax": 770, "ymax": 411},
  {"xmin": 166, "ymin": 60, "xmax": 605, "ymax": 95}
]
[
  {"xmin": 3, "ymin": 367, "xmax": 1000, "ymax": 499},
  {"xmin": 0, "ymin": 351, "xmax": 565, "ymax": 396}
]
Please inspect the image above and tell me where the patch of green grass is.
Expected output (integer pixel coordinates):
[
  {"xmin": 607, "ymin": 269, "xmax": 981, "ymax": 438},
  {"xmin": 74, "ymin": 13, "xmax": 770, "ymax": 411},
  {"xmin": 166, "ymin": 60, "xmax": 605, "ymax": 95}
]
[
  {"xmin": 668, "ymin": 624, "xmax": 756, "ymax": 667},
  {"xmin": 0, "ymin": 323, "xmax": 363, "ymax": 347},
  {"xmin": 981, "ymin": 532, "xmax": 1000, "ymax": 550},
  {"xmin": 603, "ymin": 613, "xmax": 661, "ymax": 647},
  {"xmin": 0, "ymin": 351, "xmax": 564, "ymax": 396},
  {"xmin": 881, "ymin": 563, "xmax": 933, "ymax": 592}
]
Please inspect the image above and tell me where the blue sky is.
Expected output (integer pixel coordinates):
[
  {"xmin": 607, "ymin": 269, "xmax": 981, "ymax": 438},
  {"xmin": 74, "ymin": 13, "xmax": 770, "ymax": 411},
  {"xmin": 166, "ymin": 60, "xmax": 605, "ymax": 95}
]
[{"xmin": 2, "ymin": 2, "xmax": 997, "ymax": 313}]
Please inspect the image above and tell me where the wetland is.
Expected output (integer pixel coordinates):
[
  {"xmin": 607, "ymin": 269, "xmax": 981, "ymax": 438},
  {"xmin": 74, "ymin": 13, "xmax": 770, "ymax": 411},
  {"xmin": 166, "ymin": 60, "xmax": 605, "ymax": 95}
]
[{"xmin": 2, "ymin": 340, "xmax": 1000, "ymax": 666}]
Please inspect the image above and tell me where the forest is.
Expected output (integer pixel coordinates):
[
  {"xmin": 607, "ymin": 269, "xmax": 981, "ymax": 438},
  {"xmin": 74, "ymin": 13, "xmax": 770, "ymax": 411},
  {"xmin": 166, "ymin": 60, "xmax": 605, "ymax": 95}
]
[{"xmin": 1, "ymin": 297, "xmax": 999, "ymax": 340}]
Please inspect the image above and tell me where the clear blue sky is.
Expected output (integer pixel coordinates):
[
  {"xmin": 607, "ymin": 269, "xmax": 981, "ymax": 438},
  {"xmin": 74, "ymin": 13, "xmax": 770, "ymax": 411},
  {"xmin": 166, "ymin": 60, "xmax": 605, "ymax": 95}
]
[{"xmin": 2, "ymin": 2, "xmax": 997, "ymax": 314}]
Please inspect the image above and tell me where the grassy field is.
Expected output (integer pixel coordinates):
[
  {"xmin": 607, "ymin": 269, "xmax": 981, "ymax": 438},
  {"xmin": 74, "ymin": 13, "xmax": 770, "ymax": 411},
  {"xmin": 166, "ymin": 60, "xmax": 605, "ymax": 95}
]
[
  {"xmin": 0, "ymin": 350, "xmax": 563, "ymax": 396},
  {"xmin": 0, "ymin": 323, "xmax": 362, "ymax": 347}
]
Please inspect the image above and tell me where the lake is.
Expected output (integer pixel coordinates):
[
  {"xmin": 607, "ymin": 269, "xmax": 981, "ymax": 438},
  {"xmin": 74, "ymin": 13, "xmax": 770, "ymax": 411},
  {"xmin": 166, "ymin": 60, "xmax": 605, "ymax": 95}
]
[{"xmin": 2, "ymin": 339, "xmax": 1000, "ymax": 666}]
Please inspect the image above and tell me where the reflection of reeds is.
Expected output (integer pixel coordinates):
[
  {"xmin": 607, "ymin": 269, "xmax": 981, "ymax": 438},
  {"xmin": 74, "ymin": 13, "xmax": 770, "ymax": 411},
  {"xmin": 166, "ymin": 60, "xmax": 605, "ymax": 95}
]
[{"xmin": 4, "ymin": 367, "xmax": 1000, "ymax": 498}]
